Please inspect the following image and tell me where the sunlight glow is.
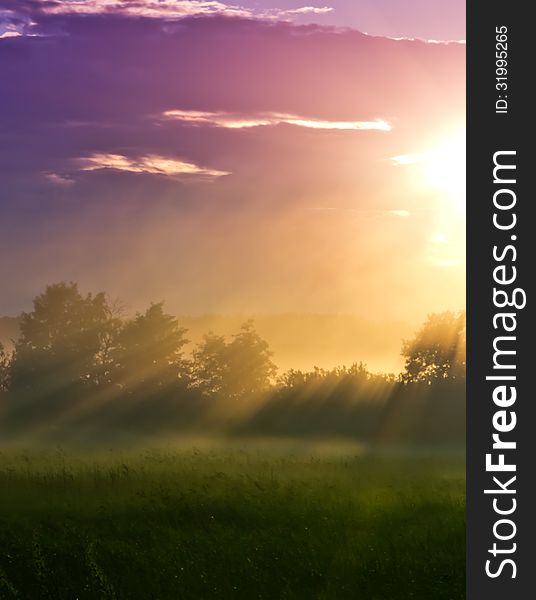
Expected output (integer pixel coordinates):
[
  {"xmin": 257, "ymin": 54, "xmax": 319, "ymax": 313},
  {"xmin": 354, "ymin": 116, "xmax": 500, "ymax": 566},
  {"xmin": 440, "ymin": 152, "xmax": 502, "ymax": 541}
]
[
  {"xmin": 392, "ymin": 130, "xmax": 465, "ymax": 271},
  {"xmin": 392, "ymin": 130, "xmax": 466, "ymax": 214},
  {"xmin": 431, "ymin": 232, "xmax": 447, "ymax": 244},
  {"xmin": 424, "ymin": 131, "xmax": 466, "ymax": 213}
]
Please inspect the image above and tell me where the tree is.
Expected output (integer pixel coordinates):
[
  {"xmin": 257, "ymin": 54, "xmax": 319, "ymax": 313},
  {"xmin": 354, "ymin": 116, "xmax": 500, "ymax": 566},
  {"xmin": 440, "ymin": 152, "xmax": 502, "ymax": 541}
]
[
  {"xmin": 226, "ymin": 321, "xmax": 277, "ymax": 399},
  {"xmin": 0, "ymin": 343, "xmax": 11, "ymax": 393},
  {"xmin": 401, "ymin": 311, "xmax": 466, "ymax": 383},
  {"xmin": 10, "ymin": 282, "xmax": 118, "ymax": 398},
  {"xmin": 190, "ymin": 332, "xmax": 228, "ymax": 396},
  {"xmin": 191, "ymin": 321, "xmax": 276, "ymax": 402},
  {"xmin": 113, "ymin": 303, "xmax": 188, "ymax": 393}
]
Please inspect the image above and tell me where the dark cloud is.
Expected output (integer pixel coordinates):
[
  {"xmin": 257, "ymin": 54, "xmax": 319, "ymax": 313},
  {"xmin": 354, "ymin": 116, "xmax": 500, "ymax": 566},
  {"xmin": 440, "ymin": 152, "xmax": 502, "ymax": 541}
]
[{"xmin": 1, "ymin": 12, "xmax": 463, "ymax": 179}]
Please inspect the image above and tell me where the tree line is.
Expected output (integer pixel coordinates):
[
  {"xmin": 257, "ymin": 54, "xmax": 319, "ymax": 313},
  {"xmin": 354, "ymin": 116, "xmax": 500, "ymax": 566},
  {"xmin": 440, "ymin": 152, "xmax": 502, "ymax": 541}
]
[{"xmin": 0, "ymin": 283, "xmax": 466, "ymax": 443}]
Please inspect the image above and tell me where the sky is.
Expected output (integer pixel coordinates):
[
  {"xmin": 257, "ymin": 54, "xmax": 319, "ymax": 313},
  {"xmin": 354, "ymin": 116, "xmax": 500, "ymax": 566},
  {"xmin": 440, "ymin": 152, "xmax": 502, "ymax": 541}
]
[{"xmin": 0, "ymin": 0, "xmax": 466, "ymax": 323}]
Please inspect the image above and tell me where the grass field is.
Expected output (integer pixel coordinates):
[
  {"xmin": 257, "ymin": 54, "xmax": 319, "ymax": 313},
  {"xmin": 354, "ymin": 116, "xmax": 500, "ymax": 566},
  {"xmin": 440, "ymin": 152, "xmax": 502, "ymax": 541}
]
[{"xmin": 0, "ymin": 441, "xmax": 465, "ymax": 600}]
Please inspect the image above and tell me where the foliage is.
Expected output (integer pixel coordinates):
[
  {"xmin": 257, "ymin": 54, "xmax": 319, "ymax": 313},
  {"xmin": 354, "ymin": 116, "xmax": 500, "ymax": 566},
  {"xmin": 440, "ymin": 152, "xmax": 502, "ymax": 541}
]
[
  {"xmin": 0, "ymin": 283, "xmax": 466, "ymax": 443},
  {"xmin": 9, "ymin": 283, "xmax": 118, "ymax": 401},
  {"xmin": 191, "ymin": 321, "xmax": 276, "ymax": 403},
  {"xmin": 0, "ymin": 343, "xmax": 11, "ymax": 393},
  {"xmin": 401, "ymin": 311, "xmax": 466, "ymax": 383},
  {"xmin": 112, "ymin": 303, "xmax": 189, "ymax": 393}
]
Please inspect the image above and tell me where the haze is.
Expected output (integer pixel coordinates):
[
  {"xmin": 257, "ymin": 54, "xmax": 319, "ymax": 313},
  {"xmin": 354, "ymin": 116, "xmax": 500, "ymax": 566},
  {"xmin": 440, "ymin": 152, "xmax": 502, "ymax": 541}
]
[{"xmin": 0, "ymin": 0, "xmax": 465, "ymax": 369}]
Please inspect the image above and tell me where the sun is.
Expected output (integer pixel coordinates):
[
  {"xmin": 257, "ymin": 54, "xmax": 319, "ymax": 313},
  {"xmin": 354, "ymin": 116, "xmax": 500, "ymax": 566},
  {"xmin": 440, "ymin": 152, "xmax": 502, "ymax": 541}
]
[
  {"xmin": 391, "ymin": 129, "xmax": 466, "ymax": 269},
  {"xmin": 422, "ymin": 130, "xmax": 466, "ymax": 214},
  {"xmin": 391, "ymin": 128, "xmax": 466, "ymax": 215}
]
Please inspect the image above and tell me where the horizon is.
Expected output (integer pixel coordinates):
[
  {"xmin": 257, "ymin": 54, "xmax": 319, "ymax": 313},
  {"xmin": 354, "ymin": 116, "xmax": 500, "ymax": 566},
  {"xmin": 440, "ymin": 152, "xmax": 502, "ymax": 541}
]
[{"xmin": 2, "ymin": 298, "xmax": 445, "ymax": 374}]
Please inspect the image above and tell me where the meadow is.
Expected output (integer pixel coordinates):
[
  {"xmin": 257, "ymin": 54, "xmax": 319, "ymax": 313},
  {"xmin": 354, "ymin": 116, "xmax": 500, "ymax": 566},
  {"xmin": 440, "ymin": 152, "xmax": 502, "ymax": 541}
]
[{"xmin": 0, "ymin": 440, "xmax": 465, "ymax": 600}]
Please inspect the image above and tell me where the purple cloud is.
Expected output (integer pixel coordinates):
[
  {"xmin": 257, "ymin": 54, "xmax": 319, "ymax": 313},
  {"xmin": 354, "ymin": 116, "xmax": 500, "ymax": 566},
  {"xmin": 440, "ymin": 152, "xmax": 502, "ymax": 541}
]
[{"xmin": 0, "ymin": 5, "xmax": 465, "ymax": 317}]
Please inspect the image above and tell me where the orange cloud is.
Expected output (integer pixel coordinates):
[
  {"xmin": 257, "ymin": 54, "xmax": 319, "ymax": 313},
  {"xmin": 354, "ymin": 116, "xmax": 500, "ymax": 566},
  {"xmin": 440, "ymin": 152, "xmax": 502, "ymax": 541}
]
[
  {"xmin": 163, "ymin": 109, "xmax": 392, "ymax": 131},
  {"xmin": 78, "ymin": 153, "xmax": 229, "ymax": 177},
  {"xmin": 0, "ymin": 31, "xmax": 22, "ymax": 39}
]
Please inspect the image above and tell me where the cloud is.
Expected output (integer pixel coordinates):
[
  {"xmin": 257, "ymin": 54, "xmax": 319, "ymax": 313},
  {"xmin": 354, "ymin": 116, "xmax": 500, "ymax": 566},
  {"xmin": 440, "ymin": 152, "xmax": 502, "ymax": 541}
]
[
  {"xmin": 0, "ymin": 11, "xmax": 463, "ymax": 195},
  {"xmin": 33, "ymin": 1, "xmax": 250, "ymax": 18},
  {"xmin": 43, "ymin": 172, "xmax": 76, "ymax": 186},
  {"xmin": 28, "ymin": 1, "xmax": 333, "ymax": 21},
  {"xmin": 0, "ymin": 6, "xmax": 465, "ymax": 321},
  {"xmin": 282, "ymin": 6, "xmax": 333, "ymax": 15},
  {"xmin": 1, "ymin": 11, "xmax": 464, "ymax": 128},
  {"xmin": 0, "ymin": 30, "xmax": 21, "ymax": 38},
  {"xmin": 163, "ymin": 109, "xmax": 391, "ymax": 131},
  {"xmin": 77, "ymin": 153, "xmax": 229, "ymax": 178},
  {"xmin": 0, "ymin": 11, "xmax": 464, "ymax": 200},
  {"xmin": 284, "ymin": 116, "xmax": 391, "ymax": 131},
  {"xmin": 0, "ymin": 4, "xmax": 34, "ymax": 38},
  {"xmin": 162, "ymin": 110, "xmax": 275, "ymax": 129}
]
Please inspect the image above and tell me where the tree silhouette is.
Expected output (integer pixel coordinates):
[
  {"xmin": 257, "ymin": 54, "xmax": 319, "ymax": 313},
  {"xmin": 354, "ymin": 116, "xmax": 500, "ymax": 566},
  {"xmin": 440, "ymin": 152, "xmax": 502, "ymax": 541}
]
[
  {"xmin": 0, "ymin": 281, "xmax": 466, "ymax": 443},
  {"xmin": 112, "ymin": 303, "xmax": 188, "ymax": 394},
  {"xmin": 10, "ymin": 282, "xmax": 117, "ymax": 399},
  {"xmin": 190, "ymin": 332, "xmax": 228, "ymax": 397},
  {"xmin": 401, "ymin": 311, "xmax": 466, "ymax": 383},
  {"xmin": 191, "ymin": 321, "xmax": 276, "ymax": 403},
  {"xmin": 226, "ymin": 321, "xmax": 277, "ymax": 399}
]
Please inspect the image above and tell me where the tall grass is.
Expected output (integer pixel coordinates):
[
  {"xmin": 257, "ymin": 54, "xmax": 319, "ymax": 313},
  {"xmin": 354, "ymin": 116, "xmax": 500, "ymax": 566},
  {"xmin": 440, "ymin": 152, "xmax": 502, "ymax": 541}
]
[{"xmin": 0, "ymin": 442, "xmax": 465, "ymax": 599}]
